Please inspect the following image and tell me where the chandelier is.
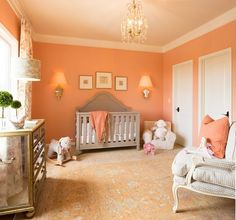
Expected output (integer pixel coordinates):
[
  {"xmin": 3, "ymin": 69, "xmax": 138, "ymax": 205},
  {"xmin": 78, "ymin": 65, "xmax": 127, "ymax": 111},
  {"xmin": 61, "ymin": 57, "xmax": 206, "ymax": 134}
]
[{"xmin": 121, "ymin": 0, "xmax": 148, "ymax": 43}]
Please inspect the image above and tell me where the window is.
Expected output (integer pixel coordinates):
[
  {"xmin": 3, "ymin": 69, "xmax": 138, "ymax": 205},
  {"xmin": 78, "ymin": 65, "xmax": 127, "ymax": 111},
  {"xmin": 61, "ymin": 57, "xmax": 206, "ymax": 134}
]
[
  {"xmin": 0, "ymin": 23, "xmax": 18, "ymax": 117},
  {"xmin": 0, "ymin": 36, "xmax": 11, "ymax": 91}
]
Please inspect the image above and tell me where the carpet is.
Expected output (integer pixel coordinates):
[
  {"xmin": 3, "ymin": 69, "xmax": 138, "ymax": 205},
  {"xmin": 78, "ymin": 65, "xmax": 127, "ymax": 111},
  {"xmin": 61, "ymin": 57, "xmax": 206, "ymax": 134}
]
[{"xmin": 15, "ymin": 147, "xmax": 235, "ymax": 220}]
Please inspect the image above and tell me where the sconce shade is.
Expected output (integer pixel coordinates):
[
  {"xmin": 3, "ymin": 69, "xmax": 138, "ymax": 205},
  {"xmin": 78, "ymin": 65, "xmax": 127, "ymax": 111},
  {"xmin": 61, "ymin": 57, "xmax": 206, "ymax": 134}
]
[
  {"xmin": 13, "ymin": 57, "xmax": 41, "ymax": 81},
  {"xmin": 52, "ymin": 72, "xmax": 67, "ymax": 86},
  {"xmin": 52, "ymin": 72, "xmax": 67, "ymax": 100},
  {"xmin": 139, "ymin": 75, "xmax": 153, "ymax": 88}
]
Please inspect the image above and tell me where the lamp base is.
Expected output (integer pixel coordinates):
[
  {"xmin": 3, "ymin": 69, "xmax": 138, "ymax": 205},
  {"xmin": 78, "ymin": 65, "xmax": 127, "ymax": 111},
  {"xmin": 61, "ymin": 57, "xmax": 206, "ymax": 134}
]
[
  {"xmin": 55, "ymin": 86, "xmax": 64, "ymax": 100},
  {"xmin": 143, "ymin": 89, "xmax": 150, "ymax": 98}
]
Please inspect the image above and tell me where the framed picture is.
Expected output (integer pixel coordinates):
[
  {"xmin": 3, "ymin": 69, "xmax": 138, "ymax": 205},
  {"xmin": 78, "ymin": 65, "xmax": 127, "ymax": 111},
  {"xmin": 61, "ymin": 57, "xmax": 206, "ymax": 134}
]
[
  {"xmin": 115, "ymin": 76, "xmax": 127, "ymax": 91},
  {"xmin": 79, "ymin": 75, "xmax": 93, "ymax": 89},
  {"xmin": 96, "ymin": 72, "xmax": 112, "ymax": 89}
]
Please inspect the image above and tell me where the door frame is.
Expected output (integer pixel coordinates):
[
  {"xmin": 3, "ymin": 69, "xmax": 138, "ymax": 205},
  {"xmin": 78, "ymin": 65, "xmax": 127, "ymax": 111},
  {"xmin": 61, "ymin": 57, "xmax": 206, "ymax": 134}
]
[
  {"xmin": 172, "ymin": 60, "xmax": 193, "ymax": 146},
  {"xmin": 198, "ymin": 48, "xmax": 232, "ymax": 129}
]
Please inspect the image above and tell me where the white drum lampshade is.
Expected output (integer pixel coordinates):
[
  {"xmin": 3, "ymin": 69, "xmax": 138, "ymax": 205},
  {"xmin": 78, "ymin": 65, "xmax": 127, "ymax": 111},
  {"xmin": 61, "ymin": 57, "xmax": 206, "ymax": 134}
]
[{"xmin": 13, "ymin": 57, "xmax": 41, "ymax": 81}]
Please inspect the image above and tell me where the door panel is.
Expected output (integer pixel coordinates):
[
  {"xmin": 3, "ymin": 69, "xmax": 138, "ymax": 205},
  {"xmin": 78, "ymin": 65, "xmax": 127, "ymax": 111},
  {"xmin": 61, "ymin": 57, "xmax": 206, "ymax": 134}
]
[
  {"xmin": 173, "ymin": 61, "xmax": 193, "ymax": 147},
  {"xmin": 199, "ymin": 48, "xmax": 231, "ymax": 124}
]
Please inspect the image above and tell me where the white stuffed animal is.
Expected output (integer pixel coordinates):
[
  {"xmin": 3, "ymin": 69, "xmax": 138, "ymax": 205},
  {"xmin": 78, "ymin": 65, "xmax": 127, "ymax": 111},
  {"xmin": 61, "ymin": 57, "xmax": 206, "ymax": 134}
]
[
  {"xmin": 152, "ymin": 120, "xmax": 167, "ymax": 141},
  {"xmin": 48, "ymin": 136, "xmax": 72, "ymax": 165}
]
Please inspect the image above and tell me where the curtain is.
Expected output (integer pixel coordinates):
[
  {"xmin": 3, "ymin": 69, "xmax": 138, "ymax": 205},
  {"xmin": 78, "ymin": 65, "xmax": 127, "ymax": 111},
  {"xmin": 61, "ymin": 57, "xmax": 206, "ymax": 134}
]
[{"xmin": 17, "ymin": 18, "xmax": 33, "ymax": 119}]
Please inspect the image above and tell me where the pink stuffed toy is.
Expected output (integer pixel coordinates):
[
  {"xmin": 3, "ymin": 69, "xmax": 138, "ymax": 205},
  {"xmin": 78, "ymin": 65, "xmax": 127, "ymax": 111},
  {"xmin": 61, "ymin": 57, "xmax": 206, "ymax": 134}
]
[{"xmin": 143, "ymin": 143, "xmax": 155, "ymax": 155}]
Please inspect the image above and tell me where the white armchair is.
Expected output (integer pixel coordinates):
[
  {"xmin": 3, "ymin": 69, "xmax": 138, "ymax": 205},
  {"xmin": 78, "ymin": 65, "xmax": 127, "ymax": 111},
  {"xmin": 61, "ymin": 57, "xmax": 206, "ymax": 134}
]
[{"xmin": 171, "ymin": 121, "xmax": 236, "ymax": 213}]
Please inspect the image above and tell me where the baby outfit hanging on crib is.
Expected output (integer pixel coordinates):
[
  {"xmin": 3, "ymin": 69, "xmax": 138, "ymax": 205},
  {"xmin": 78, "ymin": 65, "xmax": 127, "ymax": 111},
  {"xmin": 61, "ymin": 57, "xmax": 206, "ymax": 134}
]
[{"xmin": 90, "ymin": 111, "xmax": 109, "ymax": 142}]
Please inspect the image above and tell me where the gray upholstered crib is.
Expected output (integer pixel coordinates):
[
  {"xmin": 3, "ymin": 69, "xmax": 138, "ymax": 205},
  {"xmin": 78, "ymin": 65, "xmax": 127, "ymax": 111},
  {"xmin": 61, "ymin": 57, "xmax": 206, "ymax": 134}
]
[{"xmin": 76, "ymin": 92, "xmax": 140, "ymax": 153}]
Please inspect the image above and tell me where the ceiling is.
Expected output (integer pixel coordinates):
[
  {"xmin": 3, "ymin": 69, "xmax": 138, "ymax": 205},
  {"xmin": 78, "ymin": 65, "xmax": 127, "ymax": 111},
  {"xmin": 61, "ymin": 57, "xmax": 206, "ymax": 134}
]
[{"xmin": 12, "ymin": 0, "xmax": 236, "ymax": 51}]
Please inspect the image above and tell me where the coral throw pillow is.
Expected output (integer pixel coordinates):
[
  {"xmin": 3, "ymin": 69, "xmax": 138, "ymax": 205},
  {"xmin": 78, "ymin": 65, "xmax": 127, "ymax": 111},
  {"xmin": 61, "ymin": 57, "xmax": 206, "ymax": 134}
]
[{"xmin": 199, "ymin": 115, "xmax": 229, "ymax": 158}]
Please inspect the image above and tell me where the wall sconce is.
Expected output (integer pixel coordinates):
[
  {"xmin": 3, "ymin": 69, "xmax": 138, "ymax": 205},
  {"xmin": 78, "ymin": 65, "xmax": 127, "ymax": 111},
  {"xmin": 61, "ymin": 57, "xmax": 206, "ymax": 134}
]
[
  {"xmin": 52, "ymin": 72, "xmax": 67, "ymax": 100},
  {"xmin": 13, "ymin": 57, "xmax": 41, "ymax": 81},
  {"xmin": 55, "ymin": 85, "xmax": 64, "ymax": 100},
  {"xmin": 139, "ymin": 75, "xmax": 153, "ymax": 98}
]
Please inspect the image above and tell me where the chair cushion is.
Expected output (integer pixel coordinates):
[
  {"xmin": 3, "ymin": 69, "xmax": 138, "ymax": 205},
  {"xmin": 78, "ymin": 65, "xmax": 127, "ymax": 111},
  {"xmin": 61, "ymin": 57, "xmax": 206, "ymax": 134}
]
[
  {"xmin": 199, "ymin": 115, "xmax": 229, "ymax": 158},
  {"xmin": 225, "ymin": 122, "xmax": 236, "ymax": 161},
  {"xmin": 193, "ymin": 166, "xmax": 235, "ymax": 189},
  {"xmin": 191, "ymin": 181, "xmax": 235, "ymax": 198},
  {"xmin": 172, "ymin": 147, "xmax": 195, "ymax": 177}
]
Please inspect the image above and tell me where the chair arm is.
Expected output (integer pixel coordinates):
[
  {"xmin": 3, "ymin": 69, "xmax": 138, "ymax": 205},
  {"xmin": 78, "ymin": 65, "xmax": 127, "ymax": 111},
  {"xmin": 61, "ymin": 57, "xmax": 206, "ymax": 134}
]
[
  {"xmin": 185, "ymin": 157, "xmax": 202, "ymax": 185},
  {"xmin": 185, "ymin": 156, "xmax": 235, "ymax": 185},
  {"xmin": 191, "ymin": 156, "xmax": 235, "ymax": 170}
]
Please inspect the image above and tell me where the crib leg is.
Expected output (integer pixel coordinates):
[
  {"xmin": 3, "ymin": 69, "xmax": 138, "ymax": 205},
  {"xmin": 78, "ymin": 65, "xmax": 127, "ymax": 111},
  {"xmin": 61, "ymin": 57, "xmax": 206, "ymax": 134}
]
[{"xmin": 76, "ymin": 149, "xmax": 82, "ymax": 155}]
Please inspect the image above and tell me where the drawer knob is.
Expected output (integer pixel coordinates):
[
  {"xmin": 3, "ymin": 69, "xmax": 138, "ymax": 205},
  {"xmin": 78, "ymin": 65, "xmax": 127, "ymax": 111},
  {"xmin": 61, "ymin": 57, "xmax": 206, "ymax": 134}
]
[
  {"xmin": 34, "ymin": 148, "xmax": 39, "ymax": 155},
  {"xmin": 34, "ymin": 162, "xmax": 40, "ymax": 170}
]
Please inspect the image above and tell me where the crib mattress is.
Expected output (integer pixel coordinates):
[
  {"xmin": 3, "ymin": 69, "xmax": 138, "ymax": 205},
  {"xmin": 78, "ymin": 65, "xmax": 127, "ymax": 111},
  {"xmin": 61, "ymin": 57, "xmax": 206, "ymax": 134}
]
[{"xmin": 80, "ymin": 122, "xmax": 136, "ymax": 144}]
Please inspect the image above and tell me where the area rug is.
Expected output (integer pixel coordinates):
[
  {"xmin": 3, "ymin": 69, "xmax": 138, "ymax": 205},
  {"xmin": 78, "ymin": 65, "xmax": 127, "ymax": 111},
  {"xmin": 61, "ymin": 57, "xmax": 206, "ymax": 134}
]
[{"xmin": 15, "ymin": 147, "xmax": 234, "ymax": 220}]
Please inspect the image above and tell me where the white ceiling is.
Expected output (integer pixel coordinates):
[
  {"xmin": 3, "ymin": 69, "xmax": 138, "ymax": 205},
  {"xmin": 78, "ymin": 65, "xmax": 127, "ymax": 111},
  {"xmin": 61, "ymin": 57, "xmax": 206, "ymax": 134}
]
[{"xmin": 10, "ymin": 0, "xmax": 236, "ymax": 51}]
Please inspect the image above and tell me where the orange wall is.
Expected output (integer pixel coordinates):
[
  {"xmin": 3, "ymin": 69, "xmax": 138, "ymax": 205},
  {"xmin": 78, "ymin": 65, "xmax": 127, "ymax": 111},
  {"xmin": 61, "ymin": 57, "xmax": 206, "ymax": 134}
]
[
  {"xmin": 32, "ymin": 19, "xmax": 236, "ymax": 145},
  {"xmin": 2, "ymin": 0, "xmax": 236, "ymax": 147},
  {"xmin": 163, "ymin": 20, "xmax": 236, "ymax": 146},
  {"xmin": 32, "ymin": 43, "xmax": 163, "ymax": 143},
  {"xmin": 0, "ymin": 0, "xmax": 20, "ymax": 41}
]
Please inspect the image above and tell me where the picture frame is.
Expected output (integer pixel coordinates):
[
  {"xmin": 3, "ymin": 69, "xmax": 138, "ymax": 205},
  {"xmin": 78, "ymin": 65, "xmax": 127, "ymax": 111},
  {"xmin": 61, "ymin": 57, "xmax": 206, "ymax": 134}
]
[
  {"xmin": 115, "ymin": 76, "xmax": 128, "ymax": 91},
  {"xmin": 79, "ymin": 75, "xmax": 93, "ymax": 89},
  {"xmin": 96, "ymin": 72, "xmax": 112, "ymax": 89}
]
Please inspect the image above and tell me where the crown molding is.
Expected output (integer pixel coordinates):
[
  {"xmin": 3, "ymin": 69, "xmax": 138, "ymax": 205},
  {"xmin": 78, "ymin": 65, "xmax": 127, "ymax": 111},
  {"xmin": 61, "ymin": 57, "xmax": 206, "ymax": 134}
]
[
  {"xmin": 7, "ymin": 0, "xmax": 25, "ymax": 19},
  {"xmin": 7, "ymin": 0, "xmax": 162, "ymax": 53},
  {"xmin": 163, "ymin": 7, "xmax": 236, "ymax": 52},
  {"xmin": 6, "ymin": 0, "xmax": 236, "ymax": 53},
  {"xmin": 22, "ymin": 6, "xmax": 236, "ymax": 53},
  {"xmin": 33, "ymin": 33, "xmax": 163, "ymax": 53},
  {"xmin": 7, "ymin": 0, "xmax": 36, "ymax": 34}
]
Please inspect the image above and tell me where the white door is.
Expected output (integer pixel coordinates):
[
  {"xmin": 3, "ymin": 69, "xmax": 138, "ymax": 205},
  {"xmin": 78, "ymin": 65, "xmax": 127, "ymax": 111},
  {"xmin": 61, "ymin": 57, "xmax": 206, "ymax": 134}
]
[
  {"xmin": 199, "ymin": 48, "xmax": 232, "ymax": 126},
  {"xmin": 172, "ymin": 60, "xmax": 193, "ymax": 147}
]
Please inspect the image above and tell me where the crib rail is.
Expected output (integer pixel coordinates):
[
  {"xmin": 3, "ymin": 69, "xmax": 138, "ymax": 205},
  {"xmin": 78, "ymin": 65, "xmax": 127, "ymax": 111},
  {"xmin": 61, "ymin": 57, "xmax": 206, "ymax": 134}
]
[{"xmin": 76, "ymin": 112, "xmax": 140, "ymax": 152}]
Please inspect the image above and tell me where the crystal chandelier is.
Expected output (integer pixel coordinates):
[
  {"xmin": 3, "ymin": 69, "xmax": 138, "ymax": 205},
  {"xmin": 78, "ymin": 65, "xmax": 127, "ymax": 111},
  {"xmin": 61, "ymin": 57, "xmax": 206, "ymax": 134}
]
[{"xmin": 121, "ymin": 0, "xmax": 148, "ymax": 43}]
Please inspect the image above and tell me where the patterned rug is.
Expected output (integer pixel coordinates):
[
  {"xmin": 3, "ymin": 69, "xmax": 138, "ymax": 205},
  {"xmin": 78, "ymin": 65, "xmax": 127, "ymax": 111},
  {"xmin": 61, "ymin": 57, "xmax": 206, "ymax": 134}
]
[{"xmin": 15, "ymin": 147, "xmax": 235, "ymax": 220}]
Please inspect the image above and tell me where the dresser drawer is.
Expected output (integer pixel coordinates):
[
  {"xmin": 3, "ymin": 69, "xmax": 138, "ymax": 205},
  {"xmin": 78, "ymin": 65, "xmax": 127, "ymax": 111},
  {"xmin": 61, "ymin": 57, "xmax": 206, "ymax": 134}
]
[
  {"xmin": 34, "ymin": 164, "xmax": 46, "ymax": 203},
  {"xmin": 33, "ymin": 138, "xmax": 45, "ymax": 163},
  {"xmin": 40, "ymin": 124, "xmax": 45, "ymax": 138},
  {"xmin": 33, "ymin": 129, "xmax": 40, "ymax": 146},
  {"xmin": 33, "ymin": 124, "xmax": 45, "ymax": 147},
  {"xmin": 34, "ymin": 149, "xmax": 45, "ymax": 180}
]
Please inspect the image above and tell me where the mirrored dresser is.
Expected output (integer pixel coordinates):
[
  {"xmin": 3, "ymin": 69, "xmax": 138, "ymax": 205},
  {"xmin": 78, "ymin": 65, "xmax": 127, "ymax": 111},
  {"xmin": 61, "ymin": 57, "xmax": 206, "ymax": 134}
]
[{"xmin": 0, "ymin": 119, "xmax": 46, "ymax": 218}]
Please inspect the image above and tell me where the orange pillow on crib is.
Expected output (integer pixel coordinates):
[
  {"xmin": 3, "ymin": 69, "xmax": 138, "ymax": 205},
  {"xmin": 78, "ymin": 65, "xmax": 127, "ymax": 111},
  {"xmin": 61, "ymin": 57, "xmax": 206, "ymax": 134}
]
[{"xmin": 199, "ymin": 115, "xmax": 229, "ymax": 158}]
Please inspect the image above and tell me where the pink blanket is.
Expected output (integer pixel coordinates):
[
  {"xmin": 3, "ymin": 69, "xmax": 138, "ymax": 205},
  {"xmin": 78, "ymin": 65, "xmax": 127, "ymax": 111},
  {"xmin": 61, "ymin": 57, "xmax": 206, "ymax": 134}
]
[{"xmin": 90, "ymin": 111, "xmax": 108, "ymax": 142}]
